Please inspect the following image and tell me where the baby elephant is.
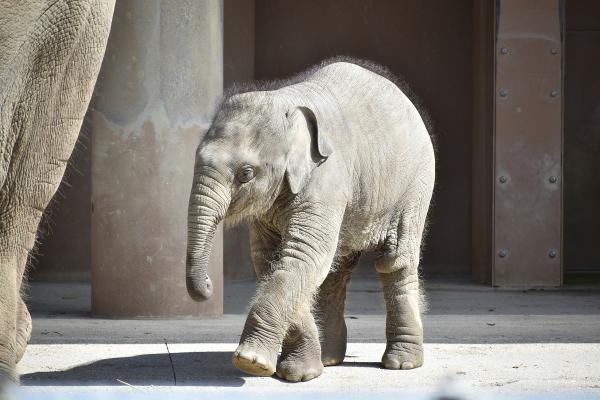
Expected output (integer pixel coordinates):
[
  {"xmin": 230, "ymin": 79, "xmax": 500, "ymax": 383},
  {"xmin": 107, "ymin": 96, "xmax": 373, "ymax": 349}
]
[{"xmin": 185, "ymin": 58, "xmax": 435, "ymax": 381}]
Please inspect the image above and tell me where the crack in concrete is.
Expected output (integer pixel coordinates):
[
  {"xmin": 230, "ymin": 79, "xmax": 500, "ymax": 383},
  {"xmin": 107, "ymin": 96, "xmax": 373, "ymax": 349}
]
[{"xmin": 164, "ymin": 338, "xmax": 177, "ymax": 385}]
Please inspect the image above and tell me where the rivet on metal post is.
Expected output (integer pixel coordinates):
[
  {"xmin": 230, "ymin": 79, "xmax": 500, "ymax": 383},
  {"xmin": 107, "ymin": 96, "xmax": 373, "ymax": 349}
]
[
  {"xmin": 498, "ymin": 249, "xmax": 508, "ymax": 258},
  {"xmin": 499, "ymin": 89, "xmax": 508, "ymax": 98},
  {"xmin": 548, "ymin": 249, "xmax": 557, "ymax": 258},
  {"xmin": 550, "ymin": 90, "xmax": 558, "ymax": 98},
  {"xmin": 549, "ymin": 176, "xmax": 558, "ymax": 183},
  {"xmin": 550, "ymin": 48, "xmax": 559, "ymax": 55},
  {"xmin": 499, "ymin": 176, "xmax": 507, "ymax": 184},
  {"xmin": 500, "ymin": 47, "xmax": 509, "ymax": 55}
]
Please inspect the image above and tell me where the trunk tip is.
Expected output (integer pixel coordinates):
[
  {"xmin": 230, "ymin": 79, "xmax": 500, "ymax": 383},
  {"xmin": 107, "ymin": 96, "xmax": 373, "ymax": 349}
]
[{"xmin": 187, "ymin": 275, "xmax": 214, "ymax": 301}]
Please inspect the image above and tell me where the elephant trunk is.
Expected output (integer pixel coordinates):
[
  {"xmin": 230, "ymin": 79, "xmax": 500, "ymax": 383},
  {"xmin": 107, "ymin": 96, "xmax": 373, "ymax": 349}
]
[{"xmin": 186, "ymin": 176, "xmax": 230, "ymax": 302}]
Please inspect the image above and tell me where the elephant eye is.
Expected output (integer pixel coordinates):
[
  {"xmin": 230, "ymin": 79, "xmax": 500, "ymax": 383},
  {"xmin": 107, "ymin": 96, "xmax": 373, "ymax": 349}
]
[{"xmin": 236, "ymin": 165, "xmax": 256, "ymax": 183}]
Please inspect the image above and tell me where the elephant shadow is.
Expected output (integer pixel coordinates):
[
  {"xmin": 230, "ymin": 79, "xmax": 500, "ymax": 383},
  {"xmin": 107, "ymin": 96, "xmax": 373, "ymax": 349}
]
[{"xmin": 22, "ymin": 351, "xmax": 245, "ymax": 387}]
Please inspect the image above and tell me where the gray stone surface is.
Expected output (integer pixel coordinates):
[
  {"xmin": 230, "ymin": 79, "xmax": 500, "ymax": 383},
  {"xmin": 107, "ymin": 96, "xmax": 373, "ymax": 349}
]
[
  {"xmin": 26, "ymin": 279, "xmax": 600, "ymax": 344},
  {"xmin": 18, "ymin": 343, "xmax": 600, "ymax": 393},
  {"xmin": 15, "ymin": 279, "xmax": 600, "ymax": 395}
]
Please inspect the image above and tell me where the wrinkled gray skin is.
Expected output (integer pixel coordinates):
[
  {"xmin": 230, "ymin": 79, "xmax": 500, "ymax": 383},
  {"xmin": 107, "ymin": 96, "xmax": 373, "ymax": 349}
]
[
  {"xmin": 0, "ymin": 0, "xmax": 114, "ymax": 383},
  {"xmin": 186, "ymin": 60, "xmax": 435, "ymax": 382}
]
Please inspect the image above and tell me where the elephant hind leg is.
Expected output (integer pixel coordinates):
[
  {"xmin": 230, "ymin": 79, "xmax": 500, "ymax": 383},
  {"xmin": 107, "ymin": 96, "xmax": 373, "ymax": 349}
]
[
  {"xmin": 314, "ymin": 252, "xmax": 360, "ymax": 367},
  {"xmin": 375, "ymin": 162, "xmax": 434, "ymax": 277},
  {"xmin": 378, "ymin": 263, "xmax": 424, "ymax": 370},
  {"xmin": 375, "ymin": 181, "xmax": 432, "ymax": 370},
  {"xmin": 275, "ymin": 252, "xmax": 359, "ymax": 380},
  {"xmin": 15, "ymin": 297, "xmax": 31, "ymax": 364}
]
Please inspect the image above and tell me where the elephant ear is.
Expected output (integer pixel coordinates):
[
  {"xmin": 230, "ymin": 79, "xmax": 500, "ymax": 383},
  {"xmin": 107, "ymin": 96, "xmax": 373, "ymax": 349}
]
[{"xmin": 285, "ymin": 106, "xmax": 334, "ymax": 194}]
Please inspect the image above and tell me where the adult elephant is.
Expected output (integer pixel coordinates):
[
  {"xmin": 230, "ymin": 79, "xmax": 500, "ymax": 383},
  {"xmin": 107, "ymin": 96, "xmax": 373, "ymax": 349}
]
[{"xmin": 0, "ymin": 0, "xmax": 114, "ymax": 383}]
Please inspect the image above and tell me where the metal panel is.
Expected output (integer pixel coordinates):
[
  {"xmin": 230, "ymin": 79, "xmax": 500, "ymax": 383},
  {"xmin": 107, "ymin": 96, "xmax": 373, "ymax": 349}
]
[{"xmin": 493, "ymin": 0, "xmax": 563, "ymax": 286}]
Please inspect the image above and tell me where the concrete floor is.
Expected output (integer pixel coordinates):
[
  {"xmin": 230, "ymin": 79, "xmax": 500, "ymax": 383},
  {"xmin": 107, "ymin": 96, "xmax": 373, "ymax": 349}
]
[{"xmin": 13, "ymin": 277, "xmax": 600, "ymax": 398}]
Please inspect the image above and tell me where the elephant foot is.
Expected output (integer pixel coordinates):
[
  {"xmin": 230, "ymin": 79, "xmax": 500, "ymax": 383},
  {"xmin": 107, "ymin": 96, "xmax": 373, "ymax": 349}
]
[
  {"xmin": 320, "ymin": 316, "xmax": 347, "ymax": 366},
  {"xmin": 321, "ymin": 350, "xmax": 345, "ymax": 367},
  {"xmin": 276, "ymin": 344, "xmax": 323, "ymax": 382},
  {"xmin": 232, "ymin": 343, "xmax": 277, "ymax": 377},
  {"xmin": 381, "ymin": 342, "xmax": 423, "ymax": 370}
]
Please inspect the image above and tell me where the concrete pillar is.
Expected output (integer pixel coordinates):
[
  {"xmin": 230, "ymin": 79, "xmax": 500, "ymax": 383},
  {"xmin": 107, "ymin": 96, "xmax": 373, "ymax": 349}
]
[{"xmin": 90, "ymin": 0, "xmax": 224, "ymax": 316}]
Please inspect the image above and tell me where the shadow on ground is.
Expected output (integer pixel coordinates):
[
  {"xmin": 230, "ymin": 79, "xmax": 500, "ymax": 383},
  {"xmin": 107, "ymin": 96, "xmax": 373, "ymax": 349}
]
[{"xmin": 22, "ymin": 352, "xmax": 246, "ymax": 387}]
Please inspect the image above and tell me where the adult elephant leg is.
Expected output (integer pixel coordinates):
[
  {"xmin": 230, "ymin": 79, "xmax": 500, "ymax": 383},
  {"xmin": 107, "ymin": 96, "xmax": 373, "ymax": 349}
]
[
  {"xmin": 0, "ymin": 254, "xmax": 18, "ymax": 383},
  {"xmin": 15, "ymin": 296, "xmax": 32, "ymax": 364},
  {"xmin": 0, "ymin": 0, "xmax": 115, "ymax": 382},
  {"xmin": 1, "ymin": 211, "xmax": 41, "ymax": 382},
  {"xmin": 15, "ymin": 246, "xmax": 32, "ymax": 365},
  {"xmin": 314, "ymin": 252, "xmax": 360, "ymax": 367}
]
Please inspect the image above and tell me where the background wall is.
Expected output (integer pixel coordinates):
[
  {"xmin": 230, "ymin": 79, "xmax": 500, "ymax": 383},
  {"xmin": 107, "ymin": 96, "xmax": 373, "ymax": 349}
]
[
  {"xmin": 31, "ymin": 0, "xmax": 600, "ymax": 284},
  {"xmin": 32, "ymin": 0, "xmax": 475, "ymax": 282},
  {"xmin": 564, "ymin": 0, "xmax": 600, "ymax": 273},
  {"xmin": 222, "ymin": 0, "xmax": 255, "ymax": 280},
  {"xmin": 224, "ymin": 0, "xmax": 474, "ymax": 280}
]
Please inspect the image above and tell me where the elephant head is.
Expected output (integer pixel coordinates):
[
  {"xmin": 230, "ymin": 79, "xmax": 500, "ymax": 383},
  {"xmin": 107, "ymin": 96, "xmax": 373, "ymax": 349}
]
[{"xmin": 186, "ymin": 92, "xmax": 334, "ymax": 301}]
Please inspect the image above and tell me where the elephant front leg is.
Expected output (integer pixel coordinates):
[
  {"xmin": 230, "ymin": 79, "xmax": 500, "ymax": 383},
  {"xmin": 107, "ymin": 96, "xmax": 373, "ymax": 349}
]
[
  {"xmin": 233, "ymin": 269, "xmax": 329, "ymax": 380},
  {"xmin": 233, "ymin": 261, "xmax": 332, "ymax": 381},
  {"xmin": 232, "ymin": 223, "xmax": 283, "ymax": 376},
  {"xmin": 249, "ymin": 223, "xmax": 323, "ymax": 381},
  {"xmin": 276, "ymin": 307, "xmax": 323, "ymax": 382},
  {"xmin": 233, "ymin": 269, "xmax": 324, "ymax": 377},
  {"xmin": 233, "ymin": 211, "xmax": 341, "ymax": 379},
  {"xmin": 232, "ymin": 270, "xmax": 308, "ymax": 376},
  {"xmin": 379, "ymin": 268, "xmax": 423, "ymax": 370},
  {"xmin": 233, "ymin": 310, "xmax": 280, "ymax": 376}
]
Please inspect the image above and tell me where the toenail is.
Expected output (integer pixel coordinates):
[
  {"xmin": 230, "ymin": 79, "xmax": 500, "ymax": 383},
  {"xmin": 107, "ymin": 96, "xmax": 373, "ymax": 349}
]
[{"xmin": 401, "ymin": 361, "xmax": 414, "ymax": 369}]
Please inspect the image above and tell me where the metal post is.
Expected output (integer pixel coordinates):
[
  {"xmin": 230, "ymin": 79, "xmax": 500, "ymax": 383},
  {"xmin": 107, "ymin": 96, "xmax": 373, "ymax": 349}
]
[{"xmin": 492, "ymin": 0, "xmax": 563, "ymax": 287}]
